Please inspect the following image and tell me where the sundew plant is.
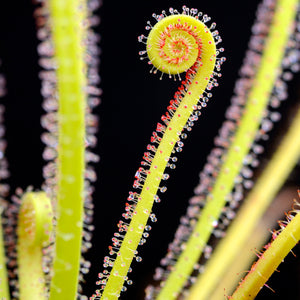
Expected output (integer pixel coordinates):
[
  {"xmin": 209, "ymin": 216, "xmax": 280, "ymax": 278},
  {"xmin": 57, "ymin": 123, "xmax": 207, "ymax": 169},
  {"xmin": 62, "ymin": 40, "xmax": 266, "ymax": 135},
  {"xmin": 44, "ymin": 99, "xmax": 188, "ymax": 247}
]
[{"xmin": 0, "ymin": 0, "xmax": 300, "ymax": 299}]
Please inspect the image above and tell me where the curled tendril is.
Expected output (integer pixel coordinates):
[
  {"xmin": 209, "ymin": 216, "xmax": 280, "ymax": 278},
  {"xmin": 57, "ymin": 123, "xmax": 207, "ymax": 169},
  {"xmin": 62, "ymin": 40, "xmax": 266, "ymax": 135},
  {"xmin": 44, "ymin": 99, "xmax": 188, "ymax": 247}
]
[
  {"xmin": 146, "ymin": 15, "xmax": 204, "ymax": 74},
  {"xmin": 93, "ymin": 7, "xmax": 224, "ymax": 300},
  {"xmin": 17, "ymin": 192, "xmax": 53, "ymax": 300}
]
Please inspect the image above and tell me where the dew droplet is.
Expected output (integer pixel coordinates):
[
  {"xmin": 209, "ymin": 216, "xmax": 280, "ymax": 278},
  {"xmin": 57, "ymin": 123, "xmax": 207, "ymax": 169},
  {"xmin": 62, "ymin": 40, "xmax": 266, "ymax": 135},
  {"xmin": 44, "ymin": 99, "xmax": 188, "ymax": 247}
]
[
  {"xmin": 160, "ymin": 186, "xmax": 167, "ymax": 193},
  {"xmin": 145, "ymin": 225, "xmax": 152, "ymax": 231}
]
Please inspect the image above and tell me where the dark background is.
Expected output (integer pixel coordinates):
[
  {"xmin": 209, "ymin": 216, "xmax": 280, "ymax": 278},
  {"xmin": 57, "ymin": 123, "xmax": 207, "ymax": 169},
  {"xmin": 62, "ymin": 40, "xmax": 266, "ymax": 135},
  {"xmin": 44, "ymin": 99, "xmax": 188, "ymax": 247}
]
[{"xmin": 0, "ymin": 0, "xmax": 300, "ymax": 299}]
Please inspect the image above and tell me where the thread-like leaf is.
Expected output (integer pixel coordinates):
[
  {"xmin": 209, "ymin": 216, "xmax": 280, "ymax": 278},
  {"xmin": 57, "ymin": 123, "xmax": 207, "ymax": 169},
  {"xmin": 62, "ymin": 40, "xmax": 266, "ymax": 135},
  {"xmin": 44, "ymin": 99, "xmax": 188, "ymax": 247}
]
[
  {"xmin": 188, "ymin": 104, "xmax": 300, "ymax": 299},
  {"xmin": 156, "ymin": 0, "xmax": 298, "ymax": 298},
  {"xmin": 93, "ymin": 8, "xmax": 223, "ymax": 300},
  {"xmin": 230, "ymin": 198, "xmax": 300, "ymax": 299},
  {"xmin": 48, "ymin": 0, "xmax": 86, "ymax": 298}
]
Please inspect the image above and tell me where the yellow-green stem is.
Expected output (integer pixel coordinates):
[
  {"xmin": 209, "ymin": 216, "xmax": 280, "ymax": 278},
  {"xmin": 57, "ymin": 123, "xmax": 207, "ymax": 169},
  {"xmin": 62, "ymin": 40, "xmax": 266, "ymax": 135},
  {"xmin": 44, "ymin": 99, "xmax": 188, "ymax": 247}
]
[
  {"xmin": 210, "ymin": 188, "xmax": 295, "ymax": 299},
  {"xmin": 187, "ymin": 104, "xmax": 300, "ymax": 300},
  {"xmin": 230, "ymin": 209, "xmax": 300, "ymax": 299},
  {"xmin": 157, "ymin": 0, "xmax": 298, "ymax": 298},
  {"xmin": 48, "ymin": 0, "xmax": 86, "ymax": 298}
]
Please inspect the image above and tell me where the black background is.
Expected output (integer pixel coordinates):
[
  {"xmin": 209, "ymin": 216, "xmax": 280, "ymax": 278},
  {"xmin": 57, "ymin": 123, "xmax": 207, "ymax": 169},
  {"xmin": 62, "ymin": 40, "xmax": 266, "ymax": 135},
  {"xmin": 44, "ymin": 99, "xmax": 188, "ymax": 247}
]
[{"xmin": 0, "ymin": 0, "xmax": 300, "ymax": 299}]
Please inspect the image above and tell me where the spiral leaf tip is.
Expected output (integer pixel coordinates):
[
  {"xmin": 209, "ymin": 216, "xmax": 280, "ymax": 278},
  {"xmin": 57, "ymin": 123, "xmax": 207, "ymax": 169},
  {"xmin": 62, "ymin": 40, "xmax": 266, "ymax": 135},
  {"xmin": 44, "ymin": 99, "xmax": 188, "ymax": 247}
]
[
  {"xmin": 139, "ymin": 7, "xmax": 221, "ymax": 79},
  {"xmin": 18, "ymin": 192, "xmax": 53, "ymax": 248},
  {"xmin": 17, "ymin": 191, "xmax": 53, "ymax": 300}
]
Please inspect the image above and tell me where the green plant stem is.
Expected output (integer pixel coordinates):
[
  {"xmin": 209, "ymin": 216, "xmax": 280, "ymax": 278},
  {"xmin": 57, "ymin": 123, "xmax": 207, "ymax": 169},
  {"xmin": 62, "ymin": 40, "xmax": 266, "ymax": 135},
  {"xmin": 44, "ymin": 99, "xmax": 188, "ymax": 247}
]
[
  {"xmin": 48, "ymin": 0, "xmax": 86, "ymax": 299},
  {"xmin": 209, "ymin": 187, "xmax": 295, "ymax": 299},
  {"xmin": 187, "ymin": 104, "xmax": 300, "ymax": 300},
  {"xmin": 230, "ymin": 208, "xmax": 300, "ymax": 299},
  {"xmin": 157, "ymin": 0, "xmax": 298, "ymax": 298}
]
